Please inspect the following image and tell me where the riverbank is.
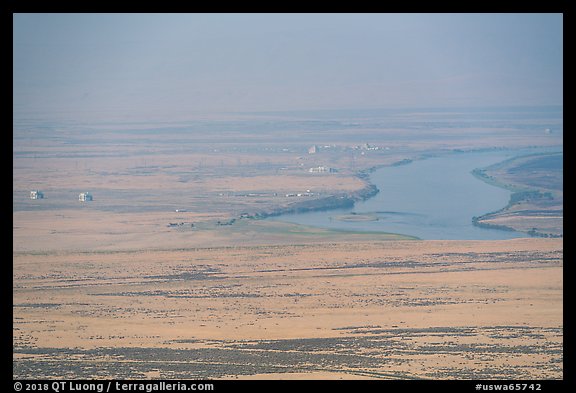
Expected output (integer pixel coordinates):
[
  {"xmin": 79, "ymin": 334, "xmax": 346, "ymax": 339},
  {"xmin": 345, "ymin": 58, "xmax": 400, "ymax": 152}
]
[
  {"xmin": 249, "ymin": 148, "xmax": 536, "ymax": 230},
  {"xmin": 236, "ymin": 152, "xmax": 437, "ymax": 222},
  {"xmin": 265, "ymin": 150, "xmax": 538, "ymax": 240},
  {"xmin": 470, "ymin": 152, "xmax": 563, "ymax": 238},
  {"xmin": 244, "ymin": 175, "xmax": 379, "ymax": 220}
]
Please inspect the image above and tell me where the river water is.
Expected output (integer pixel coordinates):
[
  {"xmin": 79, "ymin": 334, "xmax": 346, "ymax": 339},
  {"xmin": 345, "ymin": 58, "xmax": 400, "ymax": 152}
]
[{"xmin": 269, "ymin": 148, "xmax": 559, "ymax": 240}]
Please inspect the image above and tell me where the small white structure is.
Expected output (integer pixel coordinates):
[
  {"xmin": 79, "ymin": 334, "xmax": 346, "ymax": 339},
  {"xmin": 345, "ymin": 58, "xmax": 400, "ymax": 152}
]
[
  {"xmin": 79, "ymin": 192, "xmax": 93, "ymax": 202},
  {"xmin": 30, "ymin": 190, "xmax": 44, "ymax": 199},
  {"xmin": 308, "ymin": 145, "xmax": 318, "ymax": 154},
  {"xmin": 309, "ymin": 166, "xmax": 336, "ymax": 173}
]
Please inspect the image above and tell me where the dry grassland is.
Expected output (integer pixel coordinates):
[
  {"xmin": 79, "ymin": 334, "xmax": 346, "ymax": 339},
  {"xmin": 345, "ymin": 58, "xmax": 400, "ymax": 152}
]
[
  {"xmin": 13, "ymin": 113, "xmax": 563, "ymax": 379},
  {"xmin": 14, "ymin": 238, "xmax": 562, "ymax": 379}
]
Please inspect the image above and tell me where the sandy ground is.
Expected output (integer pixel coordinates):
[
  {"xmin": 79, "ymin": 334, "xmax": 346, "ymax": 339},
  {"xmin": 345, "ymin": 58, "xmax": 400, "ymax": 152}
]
[
  {"xmin": 13, "ymin": 114, "xmax": 563, "ymax": 379},
  {"xmin": 13, "ymin": 210, "xmax": 415, "ymax": 253},
  {"xmin": 13, "ymin": 238, "xmax": 562, "ymax": 379}
]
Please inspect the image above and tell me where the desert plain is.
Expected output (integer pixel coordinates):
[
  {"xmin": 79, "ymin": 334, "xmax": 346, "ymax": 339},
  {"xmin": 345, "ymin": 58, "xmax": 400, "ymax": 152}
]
[{"xmin": 13, "ymin": 109, "xmax": 563, "ymax": 379}]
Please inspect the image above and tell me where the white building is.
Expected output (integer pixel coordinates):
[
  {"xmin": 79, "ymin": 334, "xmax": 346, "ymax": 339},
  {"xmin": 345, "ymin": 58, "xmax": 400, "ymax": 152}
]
[
  {"xmin": 79, "ymin": 192, "xmax": 93, "ymax": 202},
  {"xmin": 30, "ymin": 190, "xmax": 44, "ymax": 199},
  {"xmin": 309, "ymin": 166, "xmax": 336, "ymax": 173}
]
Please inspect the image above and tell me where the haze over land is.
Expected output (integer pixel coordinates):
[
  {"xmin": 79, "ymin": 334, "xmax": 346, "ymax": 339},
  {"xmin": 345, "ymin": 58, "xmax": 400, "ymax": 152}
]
[
  {"xmin": 13, "ymin": 13, "xmax": 562, "ymax": 118},
  {"xmin": 13, "ymin": 13, "xmax": 562, "ymax": 380}
]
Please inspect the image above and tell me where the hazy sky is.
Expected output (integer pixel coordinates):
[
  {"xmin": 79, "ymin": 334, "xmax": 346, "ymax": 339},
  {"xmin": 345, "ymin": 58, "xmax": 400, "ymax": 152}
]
[{"xmin": 13, "ymin": 13, "xmax": 563, "ymax": 119}]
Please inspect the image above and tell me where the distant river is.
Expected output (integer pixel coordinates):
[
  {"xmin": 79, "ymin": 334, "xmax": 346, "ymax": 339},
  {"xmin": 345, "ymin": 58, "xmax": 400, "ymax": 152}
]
[{"xmin": 269, "ymin": 148, "xmax": 559, "ymax": 240}]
